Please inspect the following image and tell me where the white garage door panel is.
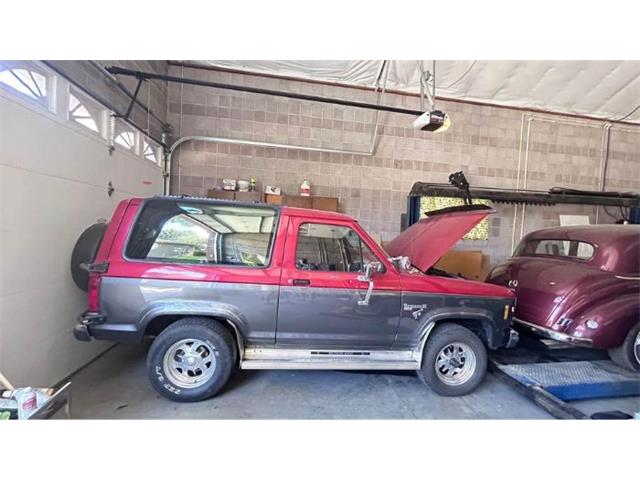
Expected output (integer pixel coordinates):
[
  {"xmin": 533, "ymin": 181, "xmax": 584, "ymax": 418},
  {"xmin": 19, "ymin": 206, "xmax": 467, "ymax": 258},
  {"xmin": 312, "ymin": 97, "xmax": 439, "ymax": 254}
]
[
  {"xmin": 0, "ymin": 93, "xmax": 163, "ymax": 387},
  {"xmin": 1, "ymin": 96, "xmax": 161, "ymax": 198}
]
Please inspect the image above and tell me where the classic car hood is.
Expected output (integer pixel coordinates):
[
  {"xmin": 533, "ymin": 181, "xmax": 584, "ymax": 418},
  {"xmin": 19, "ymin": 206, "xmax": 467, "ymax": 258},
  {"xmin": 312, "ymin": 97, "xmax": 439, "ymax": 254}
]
[{"xmin": 385, "ymin": 204, "xmax": 494, "ymax": 272}]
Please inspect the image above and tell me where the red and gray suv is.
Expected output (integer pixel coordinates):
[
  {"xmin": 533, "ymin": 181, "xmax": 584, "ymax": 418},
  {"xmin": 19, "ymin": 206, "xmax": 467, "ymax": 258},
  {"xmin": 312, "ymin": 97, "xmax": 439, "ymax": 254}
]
[{"xmin": 71, "ymin": 196, "xmax": 518, "ymax": 402}]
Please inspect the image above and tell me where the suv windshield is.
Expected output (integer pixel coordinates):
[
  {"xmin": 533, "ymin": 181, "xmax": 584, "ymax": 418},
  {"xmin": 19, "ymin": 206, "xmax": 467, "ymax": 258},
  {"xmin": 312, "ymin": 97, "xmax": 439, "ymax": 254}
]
[{"xmin": 126, "ymin": 199, "xmax": 278, "ymax": 267}]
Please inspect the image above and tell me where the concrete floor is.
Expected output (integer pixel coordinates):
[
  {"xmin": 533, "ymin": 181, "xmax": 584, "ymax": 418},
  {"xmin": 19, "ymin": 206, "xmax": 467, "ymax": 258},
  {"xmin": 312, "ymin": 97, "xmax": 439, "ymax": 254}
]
[
  {"xmin": 68, "ymin": 343, "xmax": 639, "ymax": 419},
  {"xmin": 68, "ymin": 342, "xmax": 555, "ymax": 419}
]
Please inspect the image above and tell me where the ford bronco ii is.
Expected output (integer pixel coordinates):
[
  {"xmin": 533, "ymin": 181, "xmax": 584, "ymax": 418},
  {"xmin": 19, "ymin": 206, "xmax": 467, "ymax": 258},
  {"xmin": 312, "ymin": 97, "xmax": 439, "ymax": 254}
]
[{"xmin": 72, "ymin": 196, "xmax": 518, "ymax": 402}]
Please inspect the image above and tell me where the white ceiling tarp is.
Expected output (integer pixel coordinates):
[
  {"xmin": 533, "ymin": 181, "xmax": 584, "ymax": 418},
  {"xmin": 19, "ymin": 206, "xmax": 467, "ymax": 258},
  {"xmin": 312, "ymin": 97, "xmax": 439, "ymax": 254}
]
[{"xmin": 189, "ymin": 60, "xmax": 640, "ymax": 123}]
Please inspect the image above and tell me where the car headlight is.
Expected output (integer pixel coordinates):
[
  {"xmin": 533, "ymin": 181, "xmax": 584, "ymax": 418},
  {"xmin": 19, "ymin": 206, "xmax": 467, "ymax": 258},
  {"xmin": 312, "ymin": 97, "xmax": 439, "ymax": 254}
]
[{"xmin": 585, "ymin": 319, "xmax": 599, "ymax": 330}]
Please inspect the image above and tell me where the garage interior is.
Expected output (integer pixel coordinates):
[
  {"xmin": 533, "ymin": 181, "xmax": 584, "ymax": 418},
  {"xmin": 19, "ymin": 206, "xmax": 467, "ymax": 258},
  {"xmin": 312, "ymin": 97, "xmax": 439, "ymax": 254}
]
[{"xmin": 1, "ymin": 59, "xmax": 639, "ymax": 419}]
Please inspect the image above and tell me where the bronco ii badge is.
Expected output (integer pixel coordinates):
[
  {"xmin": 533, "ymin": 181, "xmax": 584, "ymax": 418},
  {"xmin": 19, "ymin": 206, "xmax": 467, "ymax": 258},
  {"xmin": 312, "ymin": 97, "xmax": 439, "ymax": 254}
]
[{"xmin": 403, "ymin": 303, "xmax": 428, "ymax": 319}]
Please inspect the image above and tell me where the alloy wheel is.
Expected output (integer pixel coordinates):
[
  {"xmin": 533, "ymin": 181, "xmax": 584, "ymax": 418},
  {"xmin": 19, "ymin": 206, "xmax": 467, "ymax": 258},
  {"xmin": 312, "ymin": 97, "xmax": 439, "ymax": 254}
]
[
  {"xmin": 434, "ymin": 342, "xmax": 477, "ymax": 386},
  {"xmin": 162, "ymin": 338, "xmax": 217, "ymax": 389}
]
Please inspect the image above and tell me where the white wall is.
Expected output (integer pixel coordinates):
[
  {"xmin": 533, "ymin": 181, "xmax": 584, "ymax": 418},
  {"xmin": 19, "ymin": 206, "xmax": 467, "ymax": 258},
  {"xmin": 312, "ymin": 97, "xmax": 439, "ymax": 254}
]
[{"xmin": 0, "ymin": 89, "xmax": 163, "ymax": 387}]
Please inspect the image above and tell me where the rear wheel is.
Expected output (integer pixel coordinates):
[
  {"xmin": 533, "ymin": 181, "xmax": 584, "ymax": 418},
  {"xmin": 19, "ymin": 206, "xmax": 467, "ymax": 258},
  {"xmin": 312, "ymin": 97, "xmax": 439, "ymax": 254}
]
[
  {"xmin": 417, "ymin": 323, "xmax": 488, "ymax": 396},
  {"xmin": 608, "ymin": 323, "xmax": 640, "ymax": 372},
  {"xmin": 146, "ymin": 317, "xmax": 235, "ymax": 402}
]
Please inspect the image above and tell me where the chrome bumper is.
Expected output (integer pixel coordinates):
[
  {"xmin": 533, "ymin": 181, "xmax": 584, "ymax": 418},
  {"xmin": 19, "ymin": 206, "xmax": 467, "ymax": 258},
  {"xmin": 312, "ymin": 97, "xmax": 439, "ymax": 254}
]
[{"xmin": 514, "ymin": 318, "xmax": 593, "ymax": 347}]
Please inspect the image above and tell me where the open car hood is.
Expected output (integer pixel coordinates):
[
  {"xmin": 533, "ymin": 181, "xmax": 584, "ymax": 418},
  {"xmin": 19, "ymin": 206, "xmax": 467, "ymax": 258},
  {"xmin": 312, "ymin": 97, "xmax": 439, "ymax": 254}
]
[{"xmin": 385, "ymin": 204, "xmax": 494, "ymax": 272}]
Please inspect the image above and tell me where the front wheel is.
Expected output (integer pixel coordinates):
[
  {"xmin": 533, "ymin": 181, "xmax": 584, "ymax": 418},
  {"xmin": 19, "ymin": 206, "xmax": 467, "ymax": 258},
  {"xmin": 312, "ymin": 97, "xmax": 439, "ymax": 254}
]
[
  {"xmin": 146, "ymin": 317, "xmax": 235, "ymax": 402},
  {"xmin": 417, "ymin": 323, "xmax": 488, "ymax": 396}
]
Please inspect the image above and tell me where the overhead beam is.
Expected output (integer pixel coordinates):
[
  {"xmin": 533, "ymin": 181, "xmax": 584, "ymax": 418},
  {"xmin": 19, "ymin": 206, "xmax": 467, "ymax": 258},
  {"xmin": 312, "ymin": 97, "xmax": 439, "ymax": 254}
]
[{"xmin": 106, "ymin": 66, "xmax": 424, "ymax": 116}]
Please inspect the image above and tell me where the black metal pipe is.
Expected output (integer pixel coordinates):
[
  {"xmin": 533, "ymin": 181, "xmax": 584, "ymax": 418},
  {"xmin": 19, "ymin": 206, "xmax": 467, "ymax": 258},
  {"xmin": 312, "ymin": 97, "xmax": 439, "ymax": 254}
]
[
  {"xmin": 107, "ymin": 66, "xmax": 425, "ymax": 116},
  {"xmin": 118, "ymin": 77, "xmax": 144, "ymax": 121},
  {"xmin": 89, "ymin": 61, "xmax": 166, "ymax": 127},
  {"xmin": 42, "ymin": 61, "xmax": 167, "ymax": 147}
]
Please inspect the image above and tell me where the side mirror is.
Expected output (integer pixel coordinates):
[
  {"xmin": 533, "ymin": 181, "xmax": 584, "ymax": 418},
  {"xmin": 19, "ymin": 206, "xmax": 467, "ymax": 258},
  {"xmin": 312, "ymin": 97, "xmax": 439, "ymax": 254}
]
[
  {"xmin": 358, "ymin": 261, "xmax": 382, "ymax": 282},
  {"xmin": 390, "ymin": 256, "xmax": 411, "ymax": 271}
]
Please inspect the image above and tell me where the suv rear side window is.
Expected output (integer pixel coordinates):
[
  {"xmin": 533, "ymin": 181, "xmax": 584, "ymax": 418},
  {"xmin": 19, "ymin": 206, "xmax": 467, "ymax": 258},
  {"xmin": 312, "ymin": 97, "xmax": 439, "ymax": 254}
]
[
  {"xmin": 516, "ymin": 239, "xmax": 595, "ymax": 260},
  {"xmin": 126, "ymin": 200, "xmax": 278, "ymax": 267},
  {"xmin": 296, "ymin": 223, "xmax": 378, "ymax": 272}
]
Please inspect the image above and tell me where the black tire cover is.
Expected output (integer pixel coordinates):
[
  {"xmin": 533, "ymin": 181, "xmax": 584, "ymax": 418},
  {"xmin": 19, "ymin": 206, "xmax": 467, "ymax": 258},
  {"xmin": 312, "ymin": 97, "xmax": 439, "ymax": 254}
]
[{"xmin": 70, "ymin": 223, "xmax": 108, "ymax": 291}]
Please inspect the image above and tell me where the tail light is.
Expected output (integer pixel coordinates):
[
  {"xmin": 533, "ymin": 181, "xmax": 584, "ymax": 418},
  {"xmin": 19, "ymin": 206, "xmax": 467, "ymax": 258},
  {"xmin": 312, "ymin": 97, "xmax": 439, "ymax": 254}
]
[{"xmin": 87, "ymin": 273, "xmax": 101, "ymax": 312}]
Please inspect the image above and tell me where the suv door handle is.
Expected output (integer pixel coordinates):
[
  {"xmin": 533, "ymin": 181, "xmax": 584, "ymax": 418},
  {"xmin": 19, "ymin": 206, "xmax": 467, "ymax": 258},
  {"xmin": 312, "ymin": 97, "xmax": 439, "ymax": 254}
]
[{"xmin": 292, "ymin": 279, "xmax": 311, "ymax": 286}]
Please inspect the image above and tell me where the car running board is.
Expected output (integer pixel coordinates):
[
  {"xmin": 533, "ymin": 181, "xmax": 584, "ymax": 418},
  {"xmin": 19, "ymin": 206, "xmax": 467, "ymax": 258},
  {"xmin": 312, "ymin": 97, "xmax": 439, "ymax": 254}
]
[{"xmin": 240, "ymin": 348, "xmax": 421, "ymax": 370}]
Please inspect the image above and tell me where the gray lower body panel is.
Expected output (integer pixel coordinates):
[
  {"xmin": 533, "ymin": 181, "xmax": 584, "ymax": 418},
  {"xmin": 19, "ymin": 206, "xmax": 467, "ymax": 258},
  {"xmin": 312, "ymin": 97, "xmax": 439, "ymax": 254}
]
[
  {"xmin": 99, "ymin": 277, "xmax": 279, "ymax": 344},
  {"xmin": 276, "ymin": 286, "xmax": 401, "ymax": 348}
]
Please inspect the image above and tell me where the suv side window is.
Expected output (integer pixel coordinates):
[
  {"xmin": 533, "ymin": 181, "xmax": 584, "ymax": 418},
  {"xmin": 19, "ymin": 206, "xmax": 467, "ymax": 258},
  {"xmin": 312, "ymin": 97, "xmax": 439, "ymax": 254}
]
[
  {"xmin": 296, "ymin": 223, "xmax": 378, "ymax": 272},
  {"xmin": 126, "ymin": 200, "xmax": 277, "ymax": 267}
]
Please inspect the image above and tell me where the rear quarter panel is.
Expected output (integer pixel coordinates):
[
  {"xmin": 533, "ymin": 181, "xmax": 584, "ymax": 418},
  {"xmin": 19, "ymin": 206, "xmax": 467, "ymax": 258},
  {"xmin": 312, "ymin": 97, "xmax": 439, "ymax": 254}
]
[{"xmin": 98, "ymin": 200, "xmax": 289, "ymax": 344}]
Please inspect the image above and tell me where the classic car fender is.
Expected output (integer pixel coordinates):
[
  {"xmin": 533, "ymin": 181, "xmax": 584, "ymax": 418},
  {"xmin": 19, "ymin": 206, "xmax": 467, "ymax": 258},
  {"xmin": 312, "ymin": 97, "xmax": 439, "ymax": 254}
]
[
  {"xmin": 566, "ymin": 294, "xmax": 640, "ymax": 349},
  {"xmin": 547, "ymin": 272, "xmax": 637, "ymax": 328}
]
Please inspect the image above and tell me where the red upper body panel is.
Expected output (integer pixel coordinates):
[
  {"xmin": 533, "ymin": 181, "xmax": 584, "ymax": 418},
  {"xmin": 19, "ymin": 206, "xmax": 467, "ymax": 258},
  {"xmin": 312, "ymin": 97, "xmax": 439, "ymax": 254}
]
[{"xmin": 99, "ymin": 197, "xmax": 511, "ymax": 299}]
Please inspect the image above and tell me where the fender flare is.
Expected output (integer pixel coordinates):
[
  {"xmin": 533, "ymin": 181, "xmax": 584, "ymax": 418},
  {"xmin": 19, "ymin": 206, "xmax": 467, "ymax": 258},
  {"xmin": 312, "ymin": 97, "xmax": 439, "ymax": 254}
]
[
  {"xmin": 140, "ymin": 300, "xmax": 247, "ymax": 360},
  {"xmin": 413, "ymin": 309, "xmax": 499, "ymax": 365}
]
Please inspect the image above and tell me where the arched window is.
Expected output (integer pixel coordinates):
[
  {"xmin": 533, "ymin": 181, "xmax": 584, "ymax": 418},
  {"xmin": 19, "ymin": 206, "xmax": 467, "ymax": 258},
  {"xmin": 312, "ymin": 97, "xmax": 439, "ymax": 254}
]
[
  {"xmin": 69, "ymin": 93, "xmax": 98, "ymax": 132},
  {"xmin": 114, "ymin": 131, "xmax": 136, "ymax": 150},
  {"xmin": 0, "ymin": 65, "xmax": 47, "ymax": 104},
  {"xmin": 143, "ymin": 140, "xmax": 159, "ymax": 163}
]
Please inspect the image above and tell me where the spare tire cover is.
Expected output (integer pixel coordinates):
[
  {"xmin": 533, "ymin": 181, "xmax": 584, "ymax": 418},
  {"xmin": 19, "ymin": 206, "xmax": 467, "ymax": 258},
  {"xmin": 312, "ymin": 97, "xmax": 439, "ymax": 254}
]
[{"xmin": 70, "ymin": 223, "xmax": 108, "ymax": 291}]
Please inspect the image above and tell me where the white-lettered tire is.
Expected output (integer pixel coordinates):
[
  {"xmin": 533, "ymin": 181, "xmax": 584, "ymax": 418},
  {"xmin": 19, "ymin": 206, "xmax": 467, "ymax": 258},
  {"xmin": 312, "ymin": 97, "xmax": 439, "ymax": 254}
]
[
  {"xmin": 146, "ymin": 317, "xmax": 235, "ymax": 402},
  {"xmin": 417, "ymin": 323, "xmax": 488, "ymax": 396}
]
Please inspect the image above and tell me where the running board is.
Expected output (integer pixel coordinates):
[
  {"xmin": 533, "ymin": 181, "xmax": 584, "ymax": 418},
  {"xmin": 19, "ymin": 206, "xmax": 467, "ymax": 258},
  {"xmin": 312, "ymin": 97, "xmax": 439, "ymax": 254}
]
[{"xmin": 240, "ymin": 348, "xmax": 420, "ymax": 370}]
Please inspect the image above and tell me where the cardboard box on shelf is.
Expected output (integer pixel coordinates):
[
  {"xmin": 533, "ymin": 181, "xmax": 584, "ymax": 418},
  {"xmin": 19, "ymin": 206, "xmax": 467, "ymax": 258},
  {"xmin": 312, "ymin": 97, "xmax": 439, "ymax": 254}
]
[
  {"xmin": 234, "ymin": 191, "xmax": 263, "ymax": 202},
  {"xmin": 265, "ymin": 194, "xmax": 283, "ymax": 205},
  {"xmin": 311, "ymin": 196, "xmax": 339, "ymax": 212},
  {"xmin": 434, "ymin": 250, "xmax": 491, "ymax": 281},
  {"xmin": 285, "ymin": 195, "xmax": 313, "ymax": 209},
  {"xmin": 207, "ymin": 190, "xmax": 263, "ymax": 202},
  {"xmin": 207, "ymin": 189, "xmax": 235, "ymax": 200}
]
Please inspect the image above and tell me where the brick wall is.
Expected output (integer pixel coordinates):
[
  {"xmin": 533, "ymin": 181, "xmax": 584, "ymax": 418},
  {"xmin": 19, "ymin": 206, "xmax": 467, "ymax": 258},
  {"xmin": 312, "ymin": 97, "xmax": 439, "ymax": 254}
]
[{"xmin": 166, "ymin": 64, "xmax": 640, "ymax": 265}]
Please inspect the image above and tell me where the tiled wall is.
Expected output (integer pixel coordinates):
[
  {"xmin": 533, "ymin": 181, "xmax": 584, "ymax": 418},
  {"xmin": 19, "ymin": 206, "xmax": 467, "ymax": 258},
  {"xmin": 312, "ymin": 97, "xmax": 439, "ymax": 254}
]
[
  {"xmin": 167, "ymin": 64, "xmax": 640, "ymax": 265},
  {"xmin": 47, "ymin": 60, "xmax": 169, "ymax": 140}
]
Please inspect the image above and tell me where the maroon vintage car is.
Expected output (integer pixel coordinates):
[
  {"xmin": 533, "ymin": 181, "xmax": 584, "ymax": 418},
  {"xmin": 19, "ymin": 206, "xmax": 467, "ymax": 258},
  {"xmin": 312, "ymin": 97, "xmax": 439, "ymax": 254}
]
[{"xmin": 487, "ymin": 225, "xmax": 640, "ymax": 371}]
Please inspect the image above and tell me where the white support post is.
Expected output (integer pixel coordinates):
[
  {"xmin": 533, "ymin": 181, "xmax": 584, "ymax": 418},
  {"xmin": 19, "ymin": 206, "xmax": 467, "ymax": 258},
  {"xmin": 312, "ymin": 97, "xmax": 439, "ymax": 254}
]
[
  {"xmin": 49, "ymin": 74, "xmax": 69, "ymax": 117},
  {"xmin": 100, "ymin": 110, "xmax": 111, "ymax": 141},
  {"xmin": 134, "ymin": 131, "xmax": 143, "ymax": 157}
]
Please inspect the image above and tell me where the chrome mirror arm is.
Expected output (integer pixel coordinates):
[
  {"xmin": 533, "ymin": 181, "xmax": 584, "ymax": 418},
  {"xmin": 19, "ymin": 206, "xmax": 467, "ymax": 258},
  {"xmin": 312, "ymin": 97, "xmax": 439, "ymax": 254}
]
[
  {"xmin": 357, "ymin": 275, "xmax": 374, "ymax": 306},
  {"xmin": 357, "ymin": 263, "xmax": 376, "ymax": 306}
]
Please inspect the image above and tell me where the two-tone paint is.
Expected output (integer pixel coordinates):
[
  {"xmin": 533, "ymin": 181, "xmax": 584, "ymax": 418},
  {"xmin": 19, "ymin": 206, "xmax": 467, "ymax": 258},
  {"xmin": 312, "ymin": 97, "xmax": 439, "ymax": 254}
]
[{"xmin": 76, "ymin": 197, "xmax": 517, "ymax": 361}]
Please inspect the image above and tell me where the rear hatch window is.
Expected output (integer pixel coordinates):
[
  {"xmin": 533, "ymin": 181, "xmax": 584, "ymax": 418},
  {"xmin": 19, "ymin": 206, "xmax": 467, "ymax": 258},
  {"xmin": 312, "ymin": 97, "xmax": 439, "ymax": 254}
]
[
  {"xmin": 125, "ymin": 199, "xmax": 278, "ymax": 267},
  {"xmin": 516, "ymin": 239, "xmax": 595, "ymax": 260}
]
